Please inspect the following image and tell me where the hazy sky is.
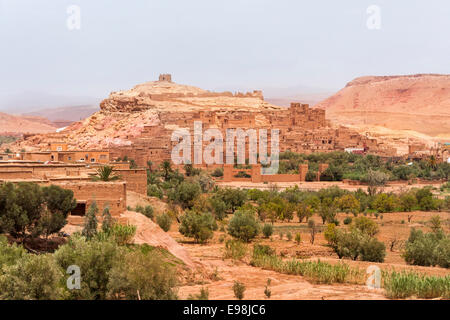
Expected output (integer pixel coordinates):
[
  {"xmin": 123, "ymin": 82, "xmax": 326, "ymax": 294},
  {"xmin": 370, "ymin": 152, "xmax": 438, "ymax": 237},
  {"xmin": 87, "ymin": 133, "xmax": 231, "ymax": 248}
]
[{"xmin": 0, "ymin": 0, "xmax": 449, "ymax": 110}]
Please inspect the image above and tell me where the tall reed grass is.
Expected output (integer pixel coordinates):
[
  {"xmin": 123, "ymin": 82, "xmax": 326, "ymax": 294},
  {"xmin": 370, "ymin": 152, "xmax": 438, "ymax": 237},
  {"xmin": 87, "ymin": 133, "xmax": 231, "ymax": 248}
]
[
  {"xmin": 383, "ymin": 271, "xmax": 450, "ymax": 299},
  {"xmin": 250, "ymin": 250, "xmax": 364, "ymax": 284}
]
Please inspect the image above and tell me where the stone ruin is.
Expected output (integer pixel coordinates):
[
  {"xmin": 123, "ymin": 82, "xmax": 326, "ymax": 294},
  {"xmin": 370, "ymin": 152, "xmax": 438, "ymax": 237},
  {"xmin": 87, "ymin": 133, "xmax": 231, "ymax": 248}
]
[{"xmin": 158, "ymin": 74, "xmax": 172, "ymax": 82}]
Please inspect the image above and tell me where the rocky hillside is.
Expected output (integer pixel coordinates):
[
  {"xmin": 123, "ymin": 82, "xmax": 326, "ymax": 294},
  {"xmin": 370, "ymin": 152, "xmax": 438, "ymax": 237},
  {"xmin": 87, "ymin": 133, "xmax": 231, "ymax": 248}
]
[
  {"xmin": 13, "ymin": 78, "xmax": 283, "ymax": 151},
  {"xmin": 315, "ymin": 74, "xmax": 450, "ymax": 138}
]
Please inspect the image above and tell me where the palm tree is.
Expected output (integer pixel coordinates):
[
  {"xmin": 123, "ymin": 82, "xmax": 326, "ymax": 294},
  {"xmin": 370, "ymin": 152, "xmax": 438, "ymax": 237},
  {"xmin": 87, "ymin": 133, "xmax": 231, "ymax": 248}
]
[
  {"xmin": 160, "ymin": 160, "xmax": 172, "ymax": 181},
  {"xmin": 92, "ymin": 165, "xmax": 121, "ymax": 181}
]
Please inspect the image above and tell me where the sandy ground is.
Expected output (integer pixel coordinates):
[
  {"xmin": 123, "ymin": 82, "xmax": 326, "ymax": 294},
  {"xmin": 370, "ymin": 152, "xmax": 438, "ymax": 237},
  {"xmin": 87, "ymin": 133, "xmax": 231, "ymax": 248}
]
[{"xmin": 174, "ymin": 210, "xmax": 449, "ymax": 300}]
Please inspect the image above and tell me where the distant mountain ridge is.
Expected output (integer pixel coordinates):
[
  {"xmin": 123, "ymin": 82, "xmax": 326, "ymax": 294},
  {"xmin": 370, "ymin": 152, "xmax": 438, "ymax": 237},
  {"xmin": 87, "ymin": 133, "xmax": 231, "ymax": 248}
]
[
  {"xmin": 315, "ymin": 74, "xmax": 450, "ymax": 137},
  {"xmin": 0, "ymin": 112, "xmax": 57, "ymax": 135}
]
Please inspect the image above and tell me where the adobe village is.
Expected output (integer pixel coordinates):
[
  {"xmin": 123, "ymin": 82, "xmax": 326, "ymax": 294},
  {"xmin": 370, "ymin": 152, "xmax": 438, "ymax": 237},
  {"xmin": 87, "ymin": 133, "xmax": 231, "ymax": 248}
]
[{"xmin": 0, "ymin": 74, "xmax": 449, "ymax": 300}]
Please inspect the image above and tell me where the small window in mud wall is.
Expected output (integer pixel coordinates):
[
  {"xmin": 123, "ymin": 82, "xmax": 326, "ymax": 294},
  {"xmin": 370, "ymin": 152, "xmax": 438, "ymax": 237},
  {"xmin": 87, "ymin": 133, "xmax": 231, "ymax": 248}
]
[
  {"xmin": 91, "ymin": 158, "xmax": 95, "ymax": 163},
  {"xmin": 57, "ymin": 146, "xmax": 62, "ymax": 151},
  {"xmin": 71, "ymin": 202, "xmax": 86, "ymax": 216},
  {"xmin": 68, "ymin": 156, "xmax": 72, "ymax": 161}
]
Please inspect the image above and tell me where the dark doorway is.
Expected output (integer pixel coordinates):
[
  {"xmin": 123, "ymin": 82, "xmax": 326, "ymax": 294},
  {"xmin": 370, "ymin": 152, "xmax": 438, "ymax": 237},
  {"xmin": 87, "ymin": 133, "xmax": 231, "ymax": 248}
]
[{"xmin": 71, "ymin": 202, "xmax": 86, "ymax": 216}]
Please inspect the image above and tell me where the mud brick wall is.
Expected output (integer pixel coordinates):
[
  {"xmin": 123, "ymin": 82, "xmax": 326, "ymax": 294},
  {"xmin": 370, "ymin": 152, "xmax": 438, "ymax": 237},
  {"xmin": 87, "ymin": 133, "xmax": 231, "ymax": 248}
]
[
  {"xmin": 0, "ymin": 170, "xmax": 33, "ymax": 179},
  {"xmin": 54, "ymin": 181, "xmax": 127, "ymax": 218},
  {"xmin": 114, "ymin": 169, "xmax": 147, "ymax": 195}
]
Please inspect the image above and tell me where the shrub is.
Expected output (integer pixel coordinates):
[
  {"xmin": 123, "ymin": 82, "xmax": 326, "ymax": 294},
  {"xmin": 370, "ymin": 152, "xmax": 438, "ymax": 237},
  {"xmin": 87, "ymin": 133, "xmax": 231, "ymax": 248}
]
[
  {"xmin": 343, "ymin": 217, "xmax": 352, "ymax": 225},
  {"xmin": 227, "ymin": 210, "xmax": 260, "ymax": 242},
  {"xmin": 54, "ymin": 235, "xmax": 120, "ymax": 299},
  {"xmin": 143, "ymin": 206, "xmax": 154, "ymax": 220},
  {"xmin": 233, "ymin": 281, "xmax": 245, "ymax": 300},
  {"xmin": 211, "ymin": 167, "xmax": 224, "ymax": 177},
  {"xmin": 326, "ymin": 225, "xmax": 386, "ymax": 262},
  {"xmin": 429, "ymin": 215, "xmax": 442, "ymax": 233},
  {"xmin": 147, "ymin": 184, "xmax": 163, "ymax": 199},
  {"xmin": 223, "ymin": 240, "xmax": 247, "ymax": 261},
  {"xmin": 264, "ymin": 279, "xmax": 272, "ymax": 298},
  {"xmin": 156, "ymin": 213, "xmax": 172, "ymax": 232},
  {"xmin": 262, "ymin": 223, "xmax": 273, "ymax": 238},
  {"xmin": 403, "ymin": 228, "xmax": 449, "ymax": 268},
  {"xmin": 359, "ymin": 237, "xmax": 386, "ymax": 262},
  {"xmin": 0, "ymin": 254, "xmax": 66, "ymax": 300},
  {"xmin": 134, "ymin": 205, "xmax": 154, "ymax": 220},
  {"xmin": 0, "ymin": 235, "xmax": 26, "ymax": 271},
  {"xmin": 107, "ymin": 223, "xmax": 136, "ymax": 246},
  {"xmin": 179, "ymin": 211, "xmax": 218, "ymax": 243},
  {"xmin": 295, "ymin": 233, "xmax": 301, "ymax": 244},
  {"xmin": 351, "ymin": 216, "xmax": 379, "ymax": 237},
  {"xmin": 305, "ymin": 170, "xmax": 317, "ymax": 182},
  {"xmin": 253, "ymin": 244, "xmax": 275, "ymax": 258},
  {"xmin": 287, "ymin": 231, "xmax": 293, "ymax": 241},
  {"xmin": 188, "ymin": 287, "xmax": 209, "ymax": 300},
  {"xmin": 191, "ymin": 172, "xmax": 215, "ymax": 193},
  {"xmin": 107, "ymin": 249, "xmax": 178, "ymax": 300}
]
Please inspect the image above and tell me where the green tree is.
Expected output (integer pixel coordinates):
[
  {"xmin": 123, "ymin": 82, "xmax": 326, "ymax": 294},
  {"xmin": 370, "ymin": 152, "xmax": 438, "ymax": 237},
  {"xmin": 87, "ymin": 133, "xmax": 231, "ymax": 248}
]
[
  {"xmin": 367, "ymin": 169, "xmax": 390, "ymax": 195},
  {"xmin": 168, "ymin": 181, "xmax": 201, "ymax": 209},
  {"xmin": 82, "ymin": 202, "xmax": 98, "ymax": 239},
  {"xmin": 335, "ymin": 194, "xmax": 360, "ymax": 214},
  {"xmin": 0, "ymin": 182, "xmax": 44, "ymax": 241},
  {"xmin": 179, "ymin": 211, "xmax": 218, "ymax": 243},
  {"xmin": 350, "ymin": 216, "xmax": 379, "ymax": 237},
  {"xmin": 400, "ymin": 192, "xmax": 418, "ymax": 212},
  {"xmin": 318, "ymin": 198, "xmax": 337, "ymax": 224},
  {"xmin": 101, "ymin": 206, "xmax": 114, "ymax": 232},
  {"xmin": 36, "ymin": 185, "xmax": 77, "ymax": 241},
  {"xmin": 372, "ymin": 193, "xmax": 397, "ymax": 213},
  {"xmin": 227, "ymin": 210, "xmax": 260, "ymax": 242},
  {"xmin": 208, "ymin": 197, "xmax": 227, "ymax": 220}
]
